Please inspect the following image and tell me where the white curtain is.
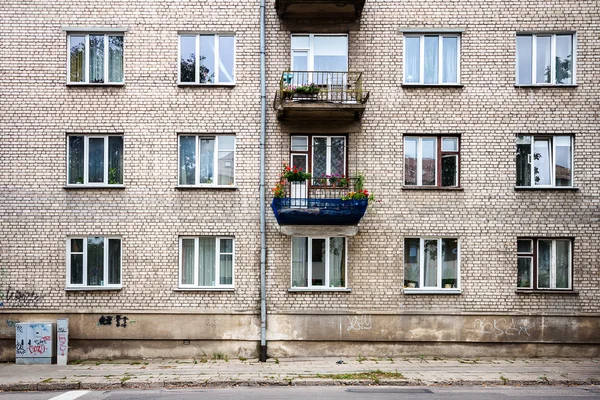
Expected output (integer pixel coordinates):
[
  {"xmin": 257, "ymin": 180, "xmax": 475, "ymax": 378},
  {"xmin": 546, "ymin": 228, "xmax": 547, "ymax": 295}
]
[
  {"xmin": 89, "ymin": 35, "xmax": 105, "ymax": 83},
  {"xmin": 292, "ymin": 238, "xmax": 308, "ymax": 287},
  {"xmin": 181, "ymin": 239, "xmax": 195, "ymax": 285},
  {"xmin": 328, "ymin": 237, "xmax": 345, "ymax": 287},
  {"xmin": 442, "ymin": 37, "xmax": 457, "ymax": 83},
  {"xmin": 199, "ymin": 238, "xmax": 216, "ymax": 286}
]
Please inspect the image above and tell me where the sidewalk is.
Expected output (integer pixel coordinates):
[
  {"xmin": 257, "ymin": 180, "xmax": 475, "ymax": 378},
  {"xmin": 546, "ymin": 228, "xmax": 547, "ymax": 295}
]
[{"xmin": 0, "ymin": 357, "xmax": 599, "ymax": 391}]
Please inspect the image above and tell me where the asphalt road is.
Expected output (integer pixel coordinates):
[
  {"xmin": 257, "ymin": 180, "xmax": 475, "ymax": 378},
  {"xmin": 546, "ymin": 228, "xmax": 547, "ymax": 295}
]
[{"xmin": 1, "ymin": 386, "xmax": 600, "ymax": 400}]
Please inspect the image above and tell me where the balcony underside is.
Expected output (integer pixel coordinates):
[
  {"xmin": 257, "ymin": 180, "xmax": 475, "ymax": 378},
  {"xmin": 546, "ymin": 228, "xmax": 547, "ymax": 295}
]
[
  {"xmin": 276, "ymin": 101, "xmax": 367, "ymax": 121},
  {"xmin": 275, "ymin": 0, "xmax": 366, "ymax": 20},
  {"xmin": 271, "ymin": 198, "xmax": 368, "ymax": 226}
]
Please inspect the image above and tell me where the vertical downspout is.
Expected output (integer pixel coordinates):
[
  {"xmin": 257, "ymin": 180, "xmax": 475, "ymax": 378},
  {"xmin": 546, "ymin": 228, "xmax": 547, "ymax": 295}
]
[{"xmin": 259, "ymin": 0, "xmax": 268, "ymax": 362}]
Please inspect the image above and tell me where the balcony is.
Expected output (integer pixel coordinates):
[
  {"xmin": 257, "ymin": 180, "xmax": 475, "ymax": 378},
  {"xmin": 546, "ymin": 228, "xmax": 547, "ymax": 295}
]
[
  {"xmin": 274, "ymin": 71, "xmax": 369, "ymax": 121},
  {"xmin": 275, "ymin": 0, "xmax": 366, "ymax": 30},
  {"xmin": 271, "ymin": 178, "xmax": 368, "ymax": 229}
]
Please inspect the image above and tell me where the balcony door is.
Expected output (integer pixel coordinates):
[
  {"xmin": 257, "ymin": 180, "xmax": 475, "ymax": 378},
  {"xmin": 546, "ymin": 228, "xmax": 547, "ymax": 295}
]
[{"xmin": 290, "ymin": 34, "xmax": 348, "ymax": 88}]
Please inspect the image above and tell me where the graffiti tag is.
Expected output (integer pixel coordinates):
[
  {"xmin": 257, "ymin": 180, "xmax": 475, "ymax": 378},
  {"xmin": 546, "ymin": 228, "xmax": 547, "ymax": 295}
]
[
  {"xmin": 1, "ymin": 286, "xmax": 43, "ymax": 307},
  {"xmin": 98, "ymin": 315, "xmax": 129, "ymax": 328},
  {"xmin": 347, "ymin": 314, "xmax": 372, "ymax": 331},
  {"xmin": 473, "ymin": 318, "xmax": 535, "ymax": 337}
]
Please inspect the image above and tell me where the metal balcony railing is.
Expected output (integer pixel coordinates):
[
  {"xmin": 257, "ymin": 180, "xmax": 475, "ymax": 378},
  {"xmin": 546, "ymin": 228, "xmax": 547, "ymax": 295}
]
[{"xmin": 274, "ymin": 71, "xmax": 369, "ymax": 105}]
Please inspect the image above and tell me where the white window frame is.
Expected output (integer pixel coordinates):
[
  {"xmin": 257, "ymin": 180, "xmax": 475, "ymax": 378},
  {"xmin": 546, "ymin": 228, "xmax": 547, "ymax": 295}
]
[
  {"xmin": 66, "ymin": 236, "xmax": 122, "ymax": 289},
  {"xmin": 66, "ymin": 134, "xmax": 124, "ymax": 187},
  {"xmin": 177, "ymin": 33, "xmax": 236, "ymax": 85},
  {"xmin": 404, "ymin": 237, "xmax": 461, "ymax": 293},
  {"xmin": 290, "ymin": 34, "xmax": 349, "ymax": 72},
  {"xmin": 290, "ymin": 236, "xmax": 348, "ymax": 290},
  {"xmin": 178, "ymin": 236, "xmax": 235, "ymax": 289},
  {"xmin": 516, "ymin": 33, "xmax": 577, "ymax": 85},
  {"xmin": 177, "ymin": 134, "xmax": 236, "ymax": 187},
  {"xmin": 403, "ymin": 34, "xmax": 461, "ymax": 85},
  {"xmin": 66, "ymin": 33, "xmax": 124, "ymax": 85},
  {"xmin": 404, "ymin": 136, "xmax": 437, "ymax": 186},
  {"xmin": 516, "ymin": 135, "xmax": 574, "ymax": 188}
]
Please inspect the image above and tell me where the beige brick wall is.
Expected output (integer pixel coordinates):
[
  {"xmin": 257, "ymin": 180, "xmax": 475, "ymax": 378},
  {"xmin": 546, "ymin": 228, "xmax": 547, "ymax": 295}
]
[{"xmin": 0, "ymin": 1, "xmax": 598, "ymax": 320}]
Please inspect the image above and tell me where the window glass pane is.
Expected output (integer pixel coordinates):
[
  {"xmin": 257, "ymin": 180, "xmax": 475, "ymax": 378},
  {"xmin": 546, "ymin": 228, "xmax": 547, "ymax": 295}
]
[
  {"xmin": 68, "ymin": 136, "xmax": 84, "ymax": 184},
  {"xmin": 311, "ymin": 238, "xmax": 326, "ymax": 286},
  {"xmin": 200, "ymin": 138, "xmax": 215, "ymax": 184},
  {"xmin": 555, "ymin": 35, "xmax": 573, "ymax": 84},
  {"xmin": 108, "ymin": 136, "xmax": 123, "ymax": 184},
  {"xmin": 291, "ymin": 154, "xmax": 307, "ymax": 173},
  {"xmin": 330, "ymin": 137, "xmax": 346, "ymax": 177},
  {"xmin": 555, "ymin": 240, "xmax": 570, "ymax": 288},
  {"xmin": 517, "ymin": 239, "xmax": 532, "ymax": 253},
  {"xmin": 89, "ymin": 35, "xmax": 105, "ymax": 83},
  {"xmin": 441, "ymin": 137, "xmax": 458, "ymax": 152},
  {"xmin": 404, "ymin": 238, "xmax": 420, "ymax": 288},
  {"xmin": 533, "ymin": 138, "xmax": 551, "ymax": 185},
  {"xmin": 291, "ymin": 136, "xmax": 308, "ymax": 152},
  {"xmin": 516, "ymin": 136, "xmax": 532, "ymax": 186},
  {"xmin": 517, "ymin": 257, "xmax": 532, "ymax": 288},
  {"xmin": 198, "ymin": 237, "xmax": 216, "ymax": 286},
  {"xmin": 404, "ymin": 137, "xmax": 418, "ymax": 185},
  {"xmin": 291, "ymin": 35, "xmax": 309, "ymax": 49},
  {"xmin": 441, "ymin": 155, "xmax": 458, "ymax": 187},
  {"xmin": 108, "ymin": 239, "xmax": 121, "ymax": 285},
  {"xmin": 404, "ymin": 37, "xmax": 420, "ymax": 83},
  {"xmin": 71, "ymin": 238, "xmax": 83, "ymax": 253},
  {"xmin": 200, "ymin": 35, "xmax": 215, "ymax": 83},
  {"xmin": 181, "ymin": 239, "xmax": 195, "ymax": 285},
  {"xmin": 536, "ymin": 36, "xmax": 552, "ymax": 83},
  {"xmin": 442, "ymin": 239, "xmax": 458, "ymax": 288},
  {"xmin": 292, "ymin": 51, "xmax": 308, "ymax": 72},
  {"xmin": 421, "ymin": 138, "xmax": 436, "ymax": 186},
  {"xmin": 554, "ymin": 136, "xmax": 572, "ymax": 186},
  {"xmin": 70, "ymin": 254, "xmax": 83, "ymax": 284},
  {"xmin": 537, "ymin": 240, "xmax": 551, "ymax": 288},
  {"xmin": 312, "ymin": 137, "xmax": 327, "ymax": 179},
  {"xmin": 292, "ymin": 237, "xmax": 308, "ymax": 287},
  {"xmin": 87, "ymin": 237, "xmax": 104, "ymax": 286},
  {"xmin": 442, "ymin": 36, "xmax": 458, "ymax": 83},
  {"xmin": 219, "ymin": 36, "xmax": 235, "ymax": 83},
  {"xmin": 179, "ymin": 136, "xmax": 196, "ymax": 185},
  {"xmin": 220, "ymin": 238, "xmax": 233, "ymax": 253},
  {"xmin": 108, "ymin": 36, "xmax": 123, "ymax": 83},
  {"xmin": 88, "ymin": 138, "xmax": 105, "ymax": 183},
  {"xmin": 218, "ymin": 137, "xmax": 235, "ymax": 185},
  {"xmin": 423, "ymin": 239, "xmax": 438, "ymax": 287},
  {"xmin": 516, "ymin": 36, "xmax": 532, "ymax": 85},
  {"xmin": 424, "ymin": 36, "xmax": 439, "ymax": 84},
  {"xmin": 180, "ymin": 36, "xmax": 196, "ymax": 83},
  {"xmin": 313, "ymin": 36, "xmax": 347, "ymax": 72},
  {"xmin": 329, "ymin": 237, "xmax": 345, "ymax": 288},
  {"xmin": 220, "ymin": 238, "xmax": 233, "ymax": 285},
  {"xmin": 69, "ymin": 36, "xmax": 85, "ymax": 83}
]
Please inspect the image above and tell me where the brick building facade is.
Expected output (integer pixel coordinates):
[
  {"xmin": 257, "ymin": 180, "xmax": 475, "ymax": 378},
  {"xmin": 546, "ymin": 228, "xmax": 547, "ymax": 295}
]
[{"xmin": 0, "ymin": 0, "xmax": 598, "ymax": 360}]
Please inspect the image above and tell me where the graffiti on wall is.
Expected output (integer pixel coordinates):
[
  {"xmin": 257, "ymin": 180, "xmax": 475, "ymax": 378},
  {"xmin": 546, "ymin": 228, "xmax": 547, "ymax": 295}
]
[
  {"xmin": 473, "ymin": 318, "xmax": 535, "ymax": 337},
  {"xmin": 0, "ymin": 286, "xmax": 43, "ymax": 308},
  {"xmin": 346, "ymin": 314, "xmax": 372, "ymax": 331},
  {"xmin": 98, "ymin": 315, "xmax": 133, "ymax": 328}
]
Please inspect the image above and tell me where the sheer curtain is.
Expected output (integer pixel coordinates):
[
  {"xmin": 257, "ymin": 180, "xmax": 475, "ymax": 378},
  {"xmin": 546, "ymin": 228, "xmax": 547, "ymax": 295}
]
[
  {"xmin": 200, "ymin": 138, "xmax": 214, "ymax": 183},
  {"xmin": 89, "ymin": 35, "xmax": 105, "ymax": 83},
  {"xmin": 199, "ymin": 238, "xmax": 215, "ymax": 286},
  {"xmin": 424, "ymin": 36, "xmax": 439, "ymax": 84},
  {"xmin": 181, "ymin": 239, "xmax": 195, "ymax": 285},
  {"xmin": 219, "ymin": 239, "xmax": 233, "ymax": 285},
  {"xmin": 328, "ymin": 237, "xmax": 345, "ymax": 287},
  {"xmin": 108, "ymin": 36, "xmax": 123, "ymax": 83},
  {"xmin": 442, "ymin": 37, "xmax": 457, "ymax": 83},
  {"xmin": 292, "ymin": 238, "xmax": 308, "ymax": 287},
  {"xmin": 108, "ymin": 136, "xmax": 123, "ymax": 184},
  {"xmin": 404, "ymin": 37, "xmax": 420, "ymax": 83}
]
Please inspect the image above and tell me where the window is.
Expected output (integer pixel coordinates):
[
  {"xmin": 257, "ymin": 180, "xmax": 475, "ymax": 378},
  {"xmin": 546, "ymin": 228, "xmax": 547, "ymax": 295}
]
[
  {"xmin": 67, "ymin": 135, "xmax": 123, "ymax": 186},
  {"xmin": 179, "ymin": 135, "xmax": 235, "ymax": 186},
  {"xmin": 517, "ymin": 239, "xmax": 572, "ymax": 290},
  {"xmin": 516, "ymin": 34, "xmax": 575, "ymax": 85},
  {"xmin": 404, "ymin": 238, "xmax": 459, "ymax": 290},
  {"xmin": 179, "ymin": 237, "xmax": 234, "ymax": 288},
  {"xmin": 404, "ymin": 34, "xmax": 460, "ymax": 84},
  {"xmin": 291, "ymin": 237, "xmax": 346, "ymax": 289},
  {"xmin": 179, "ymin": 34, "xmax": 235, "ymax": 84},
  {"xmin": 291, "ymin": 34, "xmax": 348, "ymax": 72},
  {"xmin": 67, "ymin": 237, "xmax": 121, "ymax": 288},
  {"xmin": 290, "ymin": 135, "xmax": 346, "ymax": 184},
  {"xmin": 404, "ymin": 136, "xmax": 459, "ymax": 187},
  {"xmin": 516, "ymin": 136, "xmax": 573, "ymax": 187},
  {"xmin": 68, "ymin": 33, "xmax": 124, "ymax": 84}
]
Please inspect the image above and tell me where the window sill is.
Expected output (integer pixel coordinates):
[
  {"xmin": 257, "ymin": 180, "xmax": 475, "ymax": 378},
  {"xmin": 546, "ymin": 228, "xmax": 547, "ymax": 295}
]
[
  {"xmin": 288, "ymin": 288, "xmax": 352, "ymax": 293},
  {"xmin": 403, "ymin": 289, "xmax": 462, "ymax": 295},
  {"xmin": 402, "ymin": 186, "xmax": 463, "ymax": 191},
  {"xmin": 64, "ymin": 185, "xmax": 125, "ymax": 190},
  {"xmin": 178, "ymin": 83, "xmax": 236, "ymax": 87},
  {"xmin": 516, "ymin": 289, "xmax": 578, "ymax": 295},
  {"xmin": 401, "ymin": 83, "xmax": 463, "ymax": 88},
  {"xmin": 66, "ymin": 83, "xmax": 125, "ymax": 87},
  {"xmin": 514, "ymin": 84, "xmax": 577, "ymax": 88},
  {"xmin": 176, "ymin": 185, "xmax": 238, "ymax": 190},
  {"xmin": 65, "ymin": 286, "xmax": 122, "ymax": 291},
  {"xmin": 173, "ymin": 287, "xmax": 235, "ymax": 292},
  {"xmin": 514, "ymin": 186, "xmax": 578, "ymax": 191}
]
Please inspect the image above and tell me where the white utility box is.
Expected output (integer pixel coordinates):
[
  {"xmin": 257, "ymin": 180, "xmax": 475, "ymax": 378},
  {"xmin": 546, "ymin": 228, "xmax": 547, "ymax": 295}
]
[{"xmin": 15, "ymin": 323, "xmax": 56, "ymax": 364}]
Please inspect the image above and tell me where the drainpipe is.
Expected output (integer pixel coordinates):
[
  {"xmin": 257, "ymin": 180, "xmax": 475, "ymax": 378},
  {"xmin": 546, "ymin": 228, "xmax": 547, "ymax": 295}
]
[{"xmin": 259, "ymin": 0, "xmax": 268, "ymax": 362}]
